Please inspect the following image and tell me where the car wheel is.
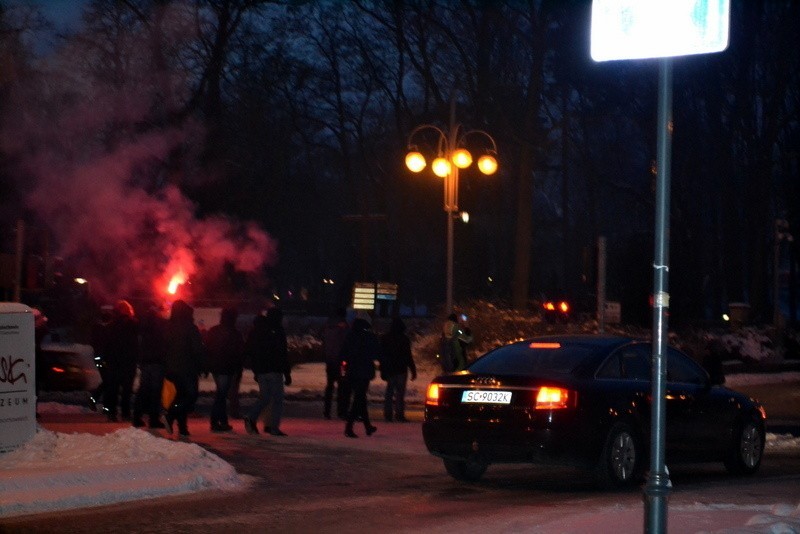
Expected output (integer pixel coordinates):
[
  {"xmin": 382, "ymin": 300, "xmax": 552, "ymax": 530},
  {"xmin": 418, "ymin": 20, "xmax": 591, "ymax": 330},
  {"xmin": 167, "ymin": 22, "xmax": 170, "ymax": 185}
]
[
  {"xmin": 443, "ymin": 458, "xmax": 488, "ymax": 482},
  {"xmin": 724, "ymin": 419, "xmax": 764, "ymax": 475},
  {"xmin": 595, "ymin": 422, "xmax": 642, "ymax": 488}
]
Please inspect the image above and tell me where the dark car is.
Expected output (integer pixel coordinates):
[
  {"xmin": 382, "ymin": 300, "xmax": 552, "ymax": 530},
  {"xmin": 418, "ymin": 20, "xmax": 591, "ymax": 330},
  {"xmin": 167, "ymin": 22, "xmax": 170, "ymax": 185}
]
[
  {"xmin": 37, "ymin": 342, "xmax": 101, "ymax": 392},
  {"xmin": 422, "ymin": 335, "xmax": 766, "ymax": 487}
]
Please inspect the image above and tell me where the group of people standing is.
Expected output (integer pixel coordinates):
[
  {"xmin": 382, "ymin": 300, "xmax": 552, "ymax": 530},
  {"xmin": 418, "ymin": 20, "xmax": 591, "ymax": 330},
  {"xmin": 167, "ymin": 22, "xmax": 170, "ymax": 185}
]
[
  {"xmin": 90, "ymin": 299, "xmax": 292, "ymax": 438},
  {"xmin": 89, "ymin": 300, "xmax": 466, "ymax": 441},
  {"xmin": 90, "ymin": 298, "xmax": 206, "ymax": 437},
  {"xmin": 322, "ymin": 310, "xmax": 417, "ymax": 438}
]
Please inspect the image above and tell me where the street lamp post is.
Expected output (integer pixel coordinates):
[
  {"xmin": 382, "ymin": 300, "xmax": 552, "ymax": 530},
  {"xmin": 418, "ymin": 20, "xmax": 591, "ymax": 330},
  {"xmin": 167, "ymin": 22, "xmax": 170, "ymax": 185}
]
[{"xmin": 405, "ymin": 101, "xmax": 497, "ymax": 314}]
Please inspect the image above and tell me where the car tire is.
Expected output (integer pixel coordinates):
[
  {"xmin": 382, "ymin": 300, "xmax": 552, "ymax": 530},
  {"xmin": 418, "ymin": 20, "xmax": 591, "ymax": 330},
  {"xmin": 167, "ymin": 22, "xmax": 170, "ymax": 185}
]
[
  {"xmin": 723, "ymin": 418, "xmax": 764, "ymax": 475},
  {"xmin": 595, "ymin": 422, "xmax": 642, "ymax": 488},
  {"xmin": 443, "ymin": 458, "xmax": 488, "ymax": 482}
]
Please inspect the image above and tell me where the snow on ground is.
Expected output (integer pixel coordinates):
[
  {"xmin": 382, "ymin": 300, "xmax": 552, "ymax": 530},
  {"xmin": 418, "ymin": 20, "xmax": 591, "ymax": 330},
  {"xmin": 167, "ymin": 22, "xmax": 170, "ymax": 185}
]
[
  {"xmin": 1, "ymin": 367, "xmax": 799, "ymax": 531},
  {"xmin": 0, "ymin": 426, "xmax": 249, "ymax": 518}
]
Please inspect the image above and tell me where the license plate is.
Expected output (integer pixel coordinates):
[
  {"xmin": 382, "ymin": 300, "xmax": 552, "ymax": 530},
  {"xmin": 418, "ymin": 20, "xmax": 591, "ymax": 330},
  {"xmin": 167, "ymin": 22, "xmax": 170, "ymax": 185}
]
[{"xmin": 461, "ymin": 390, "xmax": 512, "ymax": 404}]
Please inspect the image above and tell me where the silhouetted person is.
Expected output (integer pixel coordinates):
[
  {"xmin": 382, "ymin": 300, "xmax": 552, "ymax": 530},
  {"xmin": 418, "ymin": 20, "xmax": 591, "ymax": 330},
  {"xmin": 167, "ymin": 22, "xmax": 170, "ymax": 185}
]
[
  {"xmin": 439, "ymin": 313, "xmax": 458, "ymax": 373},
  {"xmin": 204, "ymin": 307, "xmax": 245, "ymax": 432},
  {"xmin": 322, "ymin": 307, "xmax": 349, "ymax": 419},
  {"xmin": 380, "ymin": 317, "xmax": 416, "ymax": 422},
  {"xmin": 341, "ymin": 316, "xmax": 380, "ymax": 438},
  {"xmin": 103, "ymin": 300, "xmax": 139, "ymax": 422},
  {"xmin": 88, "ymin": 306, "xmax": 113, "ymax": 412},
  {"xmin": 441, "ymin": 313, "xmax": 471, "ymax": 372},
  {"xmin": 243, "ymin": 308, "xmax": 292, "ymax": 436},
  {"xmin": 132, "ymin": 304, "xmax": 167, "ymax": 429},
  {"xmin": 33, "ymin": 307, "xmax": 49, "ymax": 417},
  {"xmin": 164, "ymin": 300, "xmax": 205, "ymax": 437},
  {"xmin": 455, "ymin": 314, "xmax": 474, "ymax": 370}
]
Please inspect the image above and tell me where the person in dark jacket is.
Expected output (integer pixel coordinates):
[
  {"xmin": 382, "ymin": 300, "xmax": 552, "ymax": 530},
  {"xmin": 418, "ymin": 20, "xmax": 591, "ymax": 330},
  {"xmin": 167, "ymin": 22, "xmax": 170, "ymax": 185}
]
[
  {"xmin": 132, "ymin": 304, "xmax": 168, "ymax": 429},
  {"xmin": 243, "ymin": 307, "xmax": 292, "ymax": 436},
  {"xmin": 102, "ymin": 300, "xmax": 139, "ymax": 422},
  {"xmin": 204, "ymin": 307, "xmax": 245, "ymax": 432},
  {"xmin": 380, "ymin": 317, "xmax": 416, "ymax": 422},
  {"xmin": 88, "ymin": 306, "xmax": 112, "ymax": 412},
  {"xmin": 164, "ymin": 299, "xmax": 205, "ymax": 437},
  {"xmin": 341, "ymin": 316, "xmax": 380, "ymax": 438},
  {"xmin": 321, "ymin": 307, "xmax": 349, "ymax": 420}
]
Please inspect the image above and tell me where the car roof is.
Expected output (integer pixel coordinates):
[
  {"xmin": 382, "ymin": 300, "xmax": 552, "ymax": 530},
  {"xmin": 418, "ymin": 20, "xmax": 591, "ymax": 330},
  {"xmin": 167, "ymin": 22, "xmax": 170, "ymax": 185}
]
[
  {"xmin": 462, "ymin": 335, "xmax": 637, "ymax": 379},
  {"xmin": 524, "ymin": 334, "xmax": 635, "ymax": 349}
]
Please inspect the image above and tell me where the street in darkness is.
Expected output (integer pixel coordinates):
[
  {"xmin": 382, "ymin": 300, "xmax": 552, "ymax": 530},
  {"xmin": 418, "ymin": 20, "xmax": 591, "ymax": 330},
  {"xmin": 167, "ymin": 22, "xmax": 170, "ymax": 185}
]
[{"xmin": 5, "ymin": 399, "xmax": 800, "ymax": 534}]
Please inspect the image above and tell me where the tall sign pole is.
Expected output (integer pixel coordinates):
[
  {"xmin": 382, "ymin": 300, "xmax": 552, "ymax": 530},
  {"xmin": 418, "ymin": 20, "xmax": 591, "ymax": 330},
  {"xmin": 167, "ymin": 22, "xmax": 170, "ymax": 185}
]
[
  {"xmin": 644, "ymin": 57, "xmax": 673, "ymax": 532},
  {"xmin": 591, "ymin": 2, "xmax": 730, "ymax": 532}
]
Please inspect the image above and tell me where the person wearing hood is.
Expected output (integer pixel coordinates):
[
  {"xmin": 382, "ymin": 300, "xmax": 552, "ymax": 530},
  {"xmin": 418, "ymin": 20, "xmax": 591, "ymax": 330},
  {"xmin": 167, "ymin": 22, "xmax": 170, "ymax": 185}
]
[
  {"xmin": 321, "ymin": 307, "xmax": 350, "ymax": 420},
  {"xmin": 380, "ymin": 317, "xmax": 416, "ymax": 422},
  {"xmin": 340, "ymin": 316, "xmax": 381, "ymax": 438},
  {"xmin": 164, "ymin": 299, "xmax": 205, "ymax": 437},
  {"xmin": 102, "ymin": 300, "xmax": 140, "ymax": 422},
  {"xmin": 132, "ymin": 303, "xmax": 168, "ymax": 429},
  {"xmin": 204, "ymin": 307, "xmax": 245, "ymax": 433},
  {"xmin": 243, "ymin": 307, "xmax": 292, "ymax": 436}
]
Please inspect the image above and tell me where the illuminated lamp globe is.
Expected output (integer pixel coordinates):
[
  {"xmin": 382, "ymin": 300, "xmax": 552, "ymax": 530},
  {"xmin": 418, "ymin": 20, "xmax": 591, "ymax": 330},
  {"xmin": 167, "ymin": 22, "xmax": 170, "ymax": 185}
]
[
  {"xmin": 477, "ymin": 154, "xmax": 498, "ymax": 175},
  {"xmin": 405, "ymin": 151, "xmax": 426, "ymax": 173},
  {"xmin": 451, "ymin": 148, "xmax": 473, "ymax": 169},
  {"xmin": 431, "ymin": 157, "xmax": 451, "ymax": 178}
]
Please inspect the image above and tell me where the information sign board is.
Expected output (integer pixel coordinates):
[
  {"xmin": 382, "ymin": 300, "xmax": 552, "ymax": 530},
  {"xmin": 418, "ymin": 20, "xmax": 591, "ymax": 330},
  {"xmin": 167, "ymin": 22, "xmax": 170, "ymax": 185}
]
[
  {"xmin": 591, "ymin": 0, "xmax": 730, "ymax": 61},
  {"xmin": 0, "ymin": 303, "xmax": 36, "ymax": 453}
]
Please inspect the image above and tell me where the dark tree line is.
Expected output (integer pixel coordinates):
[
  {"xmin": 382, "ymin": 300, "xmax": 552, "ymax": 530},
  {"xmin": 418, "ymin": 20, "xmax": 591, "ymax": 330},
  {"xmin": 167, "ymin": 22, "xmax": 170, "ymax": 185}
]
[{"xmin": 1, "ymin": 0, "xmax": 797, "ymax": 325}]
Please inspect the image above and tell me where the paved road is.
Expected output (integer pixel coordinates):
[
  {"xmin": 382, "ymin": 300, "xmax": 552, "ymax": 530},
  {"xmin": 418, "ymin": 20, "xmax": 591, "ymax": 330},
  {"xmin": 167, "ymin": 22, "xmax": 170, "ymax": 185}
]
[{"xmin": 4, "ymin": 398, "xmax": 800, "ymax": 534}]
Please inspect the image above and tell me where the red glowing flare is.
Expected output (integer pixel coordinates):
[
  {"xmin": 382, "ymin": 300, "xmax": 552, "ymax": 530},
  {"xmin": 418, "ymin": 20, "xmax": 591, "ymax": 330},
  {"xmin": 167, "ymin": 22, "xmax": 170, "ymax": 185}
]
[{"xmin": 167, "ymin": 271, "xmax": 187, "ymax": 295}]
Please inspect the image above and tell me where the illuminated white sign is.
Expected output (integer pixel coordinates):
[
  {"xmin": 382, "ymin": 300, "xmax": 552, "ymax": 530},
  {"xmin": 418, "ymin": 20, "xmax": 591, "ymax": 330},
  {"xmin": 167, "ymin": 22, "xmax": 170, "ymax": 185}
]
[
  {"xmin": 591, "ymin": 0, "xmax": 730, "ymax": 61},
  {"xmin": 352, "ymin": 283, "xmax": 376, "ymax": 310},
  {"xmin": 0, "ymin": 303, "xmax": 36, "ymax": 453}
]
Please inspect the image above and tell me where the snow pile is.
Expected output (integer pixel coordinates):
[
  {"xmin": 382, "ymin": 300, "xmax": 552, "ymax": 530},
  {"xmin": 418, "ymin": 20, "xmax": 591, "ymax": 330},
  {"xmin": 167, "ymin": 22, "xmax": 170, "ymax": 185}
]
[
  {"xmin": 708, "ymin": 327, "xmax": 778, "ymax": 363},
  {"xmin": 0, "ymin": 426, "xmax": 246, "ymax": 518},
  {"xmin": 726, "ymin": 372, "xmax": 800, "ymax": 387},
  {"xmin": 697, "ymin": 502, "xmax": 800, "ymax": 534},
  {"xmin": 765, "ymin": 432, "xmax": 800, "ymax": 452}
]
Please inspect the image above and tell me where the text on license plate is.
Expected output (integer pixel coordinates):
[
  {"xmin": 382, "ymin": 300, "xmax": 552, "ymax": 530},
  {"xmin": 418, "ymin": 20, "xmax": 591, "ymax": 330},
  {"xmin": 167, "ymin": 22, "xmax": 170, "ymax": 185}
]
[{"xmin": 461, "ymin": 390, "xmax": 512, "ymax": 404}]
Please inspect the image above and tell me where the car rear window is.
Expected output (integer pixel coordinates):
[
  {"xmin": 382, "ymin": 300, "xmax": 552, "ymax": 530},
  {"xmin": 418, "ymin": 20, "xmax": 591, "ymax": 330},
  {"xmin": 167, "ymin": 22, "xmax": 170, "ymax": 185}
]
[{"xmin": 468, "ymin": 342, "xmax": 596, "ymax": 375}]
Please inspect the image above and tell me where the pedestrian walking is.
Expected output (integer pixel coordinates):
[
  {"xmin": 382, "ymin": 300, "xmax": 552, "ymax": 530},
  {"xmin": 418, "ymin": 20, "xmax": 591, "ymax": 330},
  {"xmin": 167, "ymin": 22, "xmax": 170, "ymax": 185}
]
[
  {"xmin": 243, "ymin": 307, "xmax": 292, "ymax": 437},
  {"xmin": 102, "ymin": 300, "xmax": 139, "ymax": 422},
  {"xmin": 227, "ymin": 370, "xmax": 243, "ymax": 420},
  {"xmin": 439, "ymin": 313, "xmax": 458, "ymax": 373},
  {"xmin": 88, "ymin": 306, "xmax": 112, "ymax": 412},
  {"xmin": 380, "ymin": 317, "xmax": 416, "ymax": 422},
  {"xmin": 132, "ymin": 304, "xmax": 167, "ymax": 429},
  {"xmin": 204, "ymin": 307, "xmax": 245, "ymax": 433},
  {"xmin": 341, "ymin": 316, "xmax": 380, "ymax": 438},
  {"xmin": 321, "ymin": 307, "xmax": 349, "ymax": 420},
  {"xmin": 164, "ymin": 299, "xmax": 205, "ymax": 437}
]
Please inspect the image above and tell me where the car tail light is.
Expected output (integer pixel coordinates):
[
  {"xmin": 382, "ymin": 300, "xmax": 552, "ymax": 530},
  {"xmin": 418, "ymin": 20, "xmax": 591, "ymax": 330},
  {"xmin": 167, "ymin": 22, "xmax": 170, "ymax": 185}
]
[
  {"xmin": 426, "ymin": 383, "xmax": 440, "ymax": 406},
  {"xmin": 51, "ymin": 366, "xmax": 66, "ymax": 373},
  {"xmin": 535, "ymin": 386, "xmax": 573, "ymax": 410},
  {"xmin": 543, "ymin": 301, "xmax": 570, "ymax": 313},
  {"xmin": 530, "ymin": 342, "xmax": 561, "ymax": 349}
]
